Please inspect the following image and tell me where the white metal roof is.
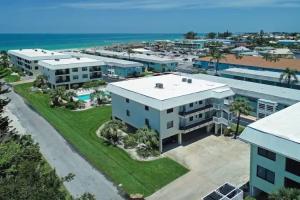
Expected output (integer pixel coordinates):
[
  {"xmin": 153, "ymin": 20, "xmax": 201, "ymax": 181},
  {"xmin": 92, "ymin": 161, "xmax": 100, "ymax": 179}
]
[
  {"xmin": 8, "ymin": 49, "xmax": 71, "ymax": 61},
  {"xmin": 186, "ymin": 73, "xmax": 300, "ymax": 105},
  {"xmin": 107, "ymin": 74, "xmax": 234, "ymax": 110},
  {"xmin": 240, "ymin": 102, "xmax": 300, "ymax": 161},
  {"xmin": 64, "ymin": 52, "xmax": 144, "ymax": 68},
  {"xmin": 39, "ymin": 57, "xmax": 104, "ymax": 70},
  {"xmin": 231, "ymin": 46, "xmax": 250, "ymax": 52},
  {"xmin": 220, "ymin": 68, "xmax": 300, "ymax": 84},
  {"xmin": 93, "ymin": 49, "xmax": 178, "ymax": 64}
]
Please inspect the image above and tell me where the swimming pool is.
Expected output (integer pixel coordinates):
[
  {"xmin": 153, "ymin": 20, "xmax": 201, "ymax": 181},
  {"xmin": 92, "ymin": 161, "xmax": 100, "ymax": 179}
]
[{"xmin": 77, "ymin": 94, "xmax": 91, "ymax": 102}]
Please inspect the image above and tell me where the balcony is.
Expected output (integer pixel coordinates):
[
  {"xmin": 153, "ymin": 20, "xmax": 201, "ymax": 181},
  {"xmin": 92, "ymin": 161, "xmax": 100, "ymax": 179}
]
[
  {"xmin": 179, "ymin": 117, "xmax": 213, "ymax": 133},
  {"xmin": 213, "ymin": 117, "xmax": 229, "ymax": 126},
  {"xmin": 55, "ymin": 69, "xmax": 70, "ymax": 75},
  {"xmin": 56, "ymin": 76, "xmax": 70, "ymax": 83},
  {"xmin": 179, "ymin": 105, "xmax": 213, "ymax": 116},
  {"xmin": 90, "ymin": 72, "xmax": 102, "ymax": 79},
  {"xmin": 90, "ymin": 66, "xmax": 102, "ymax": 72}
]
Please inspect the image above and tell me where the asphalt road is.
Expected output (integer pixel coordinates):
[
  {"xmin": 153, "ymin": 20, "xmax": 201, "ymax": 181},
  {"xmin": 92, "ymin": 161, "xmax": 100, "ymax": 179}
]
[{"xmin": 5, "ymin": 90, "xmax": 123, "ymax": 200}]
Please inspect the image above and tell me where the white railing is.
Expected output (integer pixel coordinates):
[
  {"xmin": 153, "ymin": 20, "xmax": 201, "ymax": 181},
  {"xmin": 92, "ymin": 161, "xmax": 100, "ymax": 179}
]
[{"xmin": 213, "ymin": 117, "xmax": 229, "ymax": 126}]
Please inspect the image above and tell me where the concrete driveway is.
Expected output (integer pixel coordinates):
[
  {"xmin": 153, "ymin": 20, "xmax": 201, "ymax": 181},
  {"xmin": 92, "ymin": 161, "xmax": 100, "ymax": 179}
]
[{"xmin": 148, "ymin": 132, "xmax": 250, "ymax": 200}]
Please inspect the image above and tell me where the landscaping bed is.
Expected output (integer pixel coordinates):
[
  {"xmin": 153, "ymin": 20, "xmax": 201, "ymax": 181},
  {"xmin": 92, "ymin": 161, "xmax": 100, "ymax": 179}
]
[{"xmin": 14, "ymin": 83, "xmax": 188, "ymax": 197}]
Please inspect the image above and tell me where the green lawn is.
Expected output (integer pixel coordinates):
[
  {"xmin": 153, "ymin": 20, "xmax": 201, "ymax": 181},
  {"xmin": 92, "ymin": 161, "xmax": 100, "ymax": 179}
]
[
  {"xmin": 4, "ymin": 74, "xmax": 20, "ymax": 83},
  {"xmin": 14, "ymin": 83, "xmax": 188, "ymax": 197}
]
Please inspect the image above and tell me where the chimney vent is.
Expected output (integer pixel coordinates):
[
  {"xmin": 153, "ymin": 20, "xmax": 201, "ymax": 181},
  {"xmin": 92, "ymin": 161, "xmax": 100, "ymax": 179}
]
[
  {"xmin": 55, "ymin": 59, "xmax": 60, "ymax": 61},
  {"xmin": 155, "ymin": 83, "xmax": 164, "ymax": 89},
  {"xmin": 76, "ymin": 57, "xmax": 80, "ymax": 60},
  {"xmin": 187, "ymin": 79, "xmax": 192, "ymax": 83},
  {"xmin": 182, "ymin": 77, "xmax": 187, "ymax": 82}
]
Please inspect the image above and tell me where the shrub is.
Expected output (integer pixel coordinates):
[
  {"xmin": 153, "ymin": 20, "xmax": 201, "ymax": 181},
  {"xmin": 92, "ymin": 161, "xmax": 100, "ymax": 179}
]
[
  {"xmin": 123, "ymin": 135, "xmax": 137, "ymax": 149},
  {"xmin": 100, "ymin": 120, "xmax": 124, "ymax": 145},
  {"xmin": 230, "ymin": 124, "xmax": 245, "ymax": 135},
  {"xmin": 244, "ymin": 196, "xmax": 256, "ymax": 200},
  {"xmin": 136, "ymin": 144, "xmax": 152, "ymax": 158},
  {"xmin": 65, "ymin": 101, "xmax": 79, "ymax": 110},
  {"xmin": 82, "ymin": 80, "xmax": 106, "ymax": 89},
  {"xmin": 136, "ymin": 127, "xmax": 159, "ymax": 150}
]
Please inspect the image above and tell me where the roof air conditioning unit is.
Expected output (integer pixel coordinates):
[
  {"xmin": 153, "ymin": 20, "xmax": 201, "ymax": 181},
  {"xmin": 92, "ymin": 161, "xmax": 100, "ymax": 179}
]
[
  {"xmin": 55, "ymin": 59, "xmax": 60, "ymax": 61},
  {"xmin": 155, "ymin": 83, "xmax": 164, "ymax": 89},
  {"xmin": 76, "ymin": 57, "xmax": 80, "ymax": 60},
  {"xmin": 182, "ymin": 77, "xmax": 187, "ymax": 82},
  {"xmin": 187, "ymin": 79, "xmax": 192, "ymax": 83}
]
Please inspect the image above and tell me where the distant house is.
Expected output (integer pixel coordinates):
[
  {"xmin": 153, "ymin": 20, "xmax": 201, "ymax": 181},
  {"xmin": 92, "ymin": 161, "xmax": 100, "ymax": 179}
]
[
  {"xmin": 261, "ymin": 48, "xmax": 295, "ymax": 59},
  {"xmin": 240, "ymin": 102, "xmax": 300, "ymax": 196},
  {"xmin": 230, "ymin": 46, "xmax": 251, "ymax": 54},
  {"xmin": 195, "ymin": 54, "xmax": 300, "ymax": 73}
]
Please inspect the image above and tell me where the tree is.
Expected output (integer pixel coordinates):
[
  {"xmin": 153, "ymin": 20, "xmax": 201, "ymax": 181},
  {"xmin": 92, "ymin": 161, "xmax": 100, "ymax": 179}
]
[
  {"xmin": 100, "ymin": 120, "xmax": 124, "ymax": 145},
  {"xmin": 235, "ymin": 53, "xmax": 244, "ymax": 60},
  {"xmin": 91, "ymin": 90, "xmax": 107, "ymax": 105},
  {"xmin": 50, "ymin": 87, "xmax": 66, "ymax": 107},
  {"xmin": 184, "ymin": 31, "xmax": 197, "ymax": 40},
  {"xmin": 127, "ymin": 48, "xmax": 134, "ymax": 59},
  {"xmin": 136, "ymin": 127, "xmax": 159, "ymax": 150},
  {"xmin": 207, "ymin": 32, "xmax": 217, "ymax": 39},
  {"xmin": 269, "ymin": 187, "xmax": 300, "ymax": 200},
  {"xmin": 0, "ymin": 51, "xmax": 9, "ymax": 69},
  {"xmin": 280, "ymin": 68, "xmax": 299, "ymax": 88},
  {"xmin": 229, "ymin": 98, "xmax": 251, "ymax": 139},
  {"xmin": 209, "ymin": 48, "xmax": 226, "ymax": 75},
  {"xmin": 33, "ymin": 75, "xmax": 48, "ymax": 88}
]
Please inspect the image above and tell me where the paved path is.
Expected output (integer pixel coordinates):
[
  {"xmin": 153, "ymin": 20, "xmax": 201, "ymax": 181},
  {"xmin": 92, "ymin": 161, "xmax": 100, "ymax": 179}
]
[
  {"xmin": 5, "ymin": 90, "xmax": 123, "ymax": 200},
  {"xmin": 148, "ymin": 134, "xmax": 249, "ymax": 200}
]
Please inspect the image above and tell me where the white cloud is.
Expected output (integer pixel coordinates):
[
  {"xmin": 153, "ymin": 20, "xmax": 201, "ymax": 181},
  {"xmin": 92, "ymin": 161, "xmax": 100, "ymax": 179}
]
[{"xmin": 61, "ymin": 0, "xmax": 300, "ymax": 10}]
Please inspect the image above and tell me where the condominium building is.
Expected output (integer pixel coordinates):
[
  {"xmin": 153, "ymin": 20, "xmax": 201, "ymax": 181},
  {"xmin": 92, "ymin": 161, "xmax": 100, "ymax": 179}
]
[
  {"xmin": 40, "ymin": 57, "xmax": 104, "ymax": 89},
  {"xmin": 86, "ymin": 49, "xmax": 178, "ymax": 72},
  {"xmin": 65, "ymin": 52, "xmax": 144, "ymax": 78},
  {"xmin": 240, "ymin": 102, "xmax": 300, "ymax": 196},
  {"xmin": 8, "ymin": 49, "xmax": 71, "ymax": 75},
  {"xmin": 107, "ymin": 74, "xmax": 234, "ymax": 152}
]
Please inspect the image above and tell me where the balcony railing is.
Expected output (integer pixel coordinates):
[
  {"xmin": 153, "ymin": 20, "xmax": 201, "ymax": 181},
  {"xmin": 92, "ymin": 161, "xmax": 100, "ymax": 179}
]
[
  {"xmin": 179, "ymin": 104, "xmax": 213, "ymax": 116},
  {"xmin": 90, "ymin": 66, "xmax": 102, "ymax": 72},
  {"xmin": 213, "ymin": 117, "xmax": 229, "ymax": 126},
  {"xmin": 56, "ymin": 77, "xmax": 70, "ymax": 83},
  {"xmin": 179, "ymin": 117, "xmax": 213, "ymax": 131},
  {"xmin": 90, "ymin": 72, "xmax": 102, "ymax": 79},
  {"xmin": 55, "ymin": 69, "xmax": 70, "ymax": 75}
]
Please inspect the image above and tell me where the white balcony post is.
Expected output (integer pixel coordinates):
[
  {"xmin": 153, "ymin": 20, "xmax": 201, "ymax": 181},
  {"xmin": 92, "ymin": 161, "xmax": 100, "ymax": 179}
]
[
  {"xmin": 159, "ymin": 138, "xmax": 163, "ymax": 153},
  {"xmin": 178, "ymin": 133, "xmax": 182, "ymax": 145}
]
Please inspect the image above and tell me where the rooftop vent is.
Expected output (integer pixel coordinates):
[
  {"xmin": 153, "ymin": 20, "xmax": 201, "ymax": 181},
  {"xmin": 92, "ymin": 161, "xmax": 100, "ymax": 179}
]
[
  {"xmin": 51, "ymin": 52, "xmax": 54, "ymax": 55},
  {"xmin": 182, "ymin": 77, "xmax": 187, "ymax": 82},
  {"xmin": 34, "ymin": 49, "xmax": 38, "ymax": 52},
  {"xmin": 155, "ymin": 83, "xmax": 164, "ymax": 89},
  {"xmin": 187, "ymin": 79, "xmax": 192, "ymax": 83},
  {"xmin": 76, "ymin": 57, "xmax": 80, "ymax": 60},
  {"xmin": 55, "ymin": 59, "xmax": 60, "ymax": 61}
]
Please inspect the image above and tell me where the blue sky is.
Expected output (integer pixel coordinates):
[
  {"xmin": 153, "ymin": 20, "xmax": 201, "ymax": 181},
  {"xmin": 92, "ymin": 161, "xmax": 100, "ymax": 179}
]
[{"xmin": 1, "ymin": 0, "xmax": 299, "ymax": 33}]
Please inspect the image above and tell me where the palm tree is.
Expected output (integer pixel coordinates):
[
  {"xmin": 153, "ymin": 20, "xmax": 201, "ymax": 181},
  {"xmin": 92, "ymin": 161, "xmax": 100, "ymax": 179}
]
[
  {"xmin": 91, "ymin": 90, "xmax": 106, "ymax": 105},
  {"xmin": 229, "ymin": 98, "xmax": 251, "ymax": 139},
  {"xmin": 127, "ymin": 48, "xmax": 134, "ymax": 60},
  {"xmin": 269, "ymin": 187, "xmax": 300, "ymax": 200},
  {"xmin": 101, "ymin": 120, "xmax": 124, "ymax": 145},
  {"xmin": 50, "ymin": 87, "xmax": 66, "ymax": 107},
  {"xmin": 184, "ymin": 31, "xmax": 197, "ymax": 40},
  {"xmin": 0, "ymin": 51, "xmax": 9, "ymax": 69},
  {"xmin": 33, "ymin": 75, "xmax": 47, "ymax": 88},
  {"xmin": 235, "ymin": 53, "xmax": 244, "ymax": 60},
  {"xmin": 280, "ymin": 68, "xmax": 298, "ymax": 88},
  {"xmin": 263, "ymin": 53, "xmax": 280, "ymax": 63},
  {"xmin": 209, "ymin": 48, "xmax": 226, "ymax": 75}
]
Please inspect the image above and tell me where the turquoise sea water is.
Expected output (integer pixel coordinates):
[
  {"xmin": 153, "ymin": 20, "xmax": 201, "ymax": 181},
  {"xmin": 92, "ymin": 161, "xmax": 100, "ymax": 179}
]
[{"xmin": 0, "ymin": 33, "xmax": 184, "ymax": 50}]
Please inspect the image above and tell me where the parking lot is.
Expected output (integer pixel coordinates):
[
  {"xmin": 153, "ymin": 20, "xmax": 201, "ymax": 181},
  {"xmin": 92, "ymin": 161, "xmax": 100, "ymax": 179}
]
[{"xmin": 148, "ymin": 132, "xmax": 250, "ymax": 200}]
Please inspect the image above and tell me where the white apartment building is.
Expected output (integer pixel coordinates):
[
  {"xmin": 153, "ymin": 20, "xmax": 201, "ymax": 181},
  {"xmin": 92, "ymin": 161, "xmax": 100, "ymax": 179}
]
[
  {"xmin": 40, "ymin": 57, "xmax": 104, "ymax": 89},
  {"xmin": 107, "ymin": 74, "xmax": 235, "ymax": 152},
  {"xmin": 8, "ymin": 49, "xmax": 71, "ymax": 75}
]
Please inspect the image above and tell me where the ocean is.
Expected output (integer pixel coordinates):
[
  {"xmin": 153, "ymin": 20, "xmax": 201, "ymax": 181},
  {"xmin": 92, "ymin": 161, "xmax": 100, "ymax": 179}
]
[{"xmin": 0, "ymin": 33, "xmax": 183, "ymax": 51}]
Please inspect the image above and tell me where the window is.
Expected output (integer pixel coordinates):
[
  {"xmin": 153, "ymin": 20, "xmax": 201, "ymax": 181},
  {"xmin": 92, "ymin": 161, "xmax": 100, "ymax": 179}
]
[
  {"xmin": 82, "ymin": 74, "xmax": 88, "ymax": 79},
  {"xmin": 73, "ymin": 75, "xmax": 79, "ymax": 80},
  {"xmin": 198, "ymin": 113, "xmax": 203, "ymax": 118},
  {"xmin": 285, "ymin": 177, "xmax": 300, "ymax": 189},
  {"xmin": 286, "ymin": 158, "xmax": 300, "ymax": 176},
  {"xmin": 126, "ymin": 98, "xmax": 129, "ymax": 103},
  {"xmin": 145, "ymin": 106, "xmax": 149, "ymax": 111},
  {"xmin": 189, "ymin": 116, "xmax": 193, "ymax": 121},
  {"xmin": 82, "ymin": 67, "xmax": 88, "ymax": 71},
  {"xmin": 35, "ymin": 66, "xmax": 39, "ymax": 70},
  {"xmin": 257, "ymin": 165, "xmax": 275, "ymax": 184},
  {"xmin": 167, "ymin": 108, "xmax": 173, "ymax": 113},
  {"xmin": 34, "ymin": 60, "xmax": 38, "ymax": 64},
  {"xmin": 72, "ymin": 68, "xmax": 78, "ymax": 72},
  {"xmin": 189, "ymin": 103, "xmax": 193, "ymax": 108},
  {"xmin": 145, "ymin": 118, "xmax": 149, "ymax": 126},
  {"xmin": 167, "ymin": 121, "xmax": 173, "ymax": 129},
  {"xmin": 126, "ymin": 110, "xmax": 130, "ymax": 116},
  {"xmin": 198, "ymin": 101, "xmax": 203, "ymax": 105},
  {"xmin": 257, "ymin": 147, "xmax": 276, "ymax": 161}
]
